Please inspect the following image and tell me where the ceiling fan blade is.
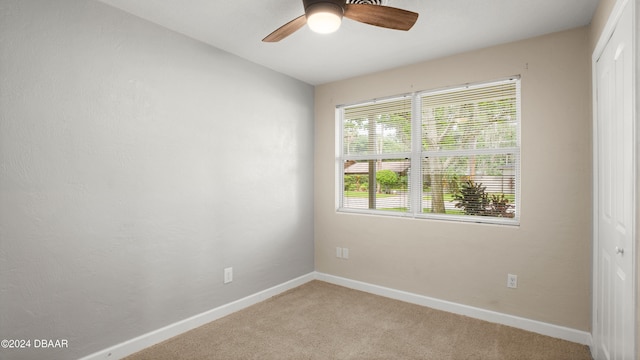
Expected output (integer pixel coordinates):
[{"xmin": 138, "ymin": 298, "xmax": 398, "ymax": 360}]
[
  {"xmin": 262, "ymin": 15, "xmax": 307, "ymax": 42},
  {"xmin": 344, "ymin": 4, "xmax": 418, "ymax": 31}
]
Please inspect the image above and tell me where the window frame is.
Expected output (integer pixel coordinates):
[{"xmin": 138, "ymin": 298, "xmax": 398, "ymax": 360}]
[{"xmin": 336, "ymin": 77, "xmax": 521, "ymax": 226}]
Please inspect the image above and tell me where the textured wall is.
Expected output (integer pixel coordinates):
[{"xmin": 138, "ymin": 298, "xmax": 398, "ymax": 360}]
[
  {"xmin": 315, "ymin": 27, "xmax": 592, "ymax": 331},
  {"xmin": 0, "ymin": 1, "xmax": 314, "ymax": 359}
]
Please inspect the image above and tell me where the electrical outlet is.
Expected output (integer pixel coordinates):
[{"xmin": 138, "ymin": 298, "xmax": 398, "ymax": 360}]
[
  {"xmin": 507, "ymin": 274, "xmax": 517, "ymax": 288},
  {"xmin": 336, "ymin": 247, "xmax": 342, "ymax": 258},
  {"xmin": 224, "ymin": 267, "xmax": 233, "ymax": 284},
  {"xmin": 342, "ymin": 248, "xmax": 349, "ymax": 259}
]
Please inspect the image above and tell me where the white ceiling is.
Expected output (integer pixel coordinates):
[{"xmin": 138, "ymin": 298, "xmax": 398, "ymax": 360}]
[{"xmin": 98, "ymin": 0, "xmax": 599, "ymax": 85}]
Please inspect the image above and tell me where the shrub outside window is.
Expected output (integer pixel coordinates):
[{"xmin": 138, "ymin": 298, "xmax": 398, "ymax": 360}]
[{"xmin": 337, "ymin": 78, "xmax": 520, "ymax": 225}]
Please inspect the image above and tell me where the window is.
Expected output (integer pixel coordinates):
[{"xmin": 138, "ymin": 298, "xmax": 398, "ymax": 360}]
[{"xmin": 337, "ymin": 78, "xmax": 520, "ymax": 225}]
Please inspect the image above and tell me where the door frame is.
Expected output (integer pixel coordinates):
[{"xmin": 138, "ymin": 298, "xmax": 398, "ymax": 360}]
[{"xmin": 591, "ymin": 0, "xmax": 638, "ymax": 358}]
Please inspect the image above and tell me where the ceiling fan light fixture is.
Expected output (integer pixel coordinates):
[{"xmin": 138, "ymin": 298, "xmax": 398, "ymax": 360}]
[
  {"xmin": 306, "ymin": 2, "xmax": 343, "ymax": 34},
  {"xmin": 263, "ymin": 0, "xmax": 418, "ymax": 42}
]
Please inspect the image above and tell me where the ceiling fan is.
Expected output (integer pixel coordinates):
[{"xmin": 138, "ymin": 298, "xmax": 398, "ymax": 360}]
[{"xmin": 263, "ymin": 0, "xmax": 419, "ymax": 42}]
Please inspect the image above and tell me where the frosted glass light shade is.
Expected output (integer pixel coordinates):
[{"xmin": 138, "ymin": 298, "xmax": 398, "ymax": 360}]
[
  {"xmin": 306, "ymin": 3, "xmax": 343, "ymax": 34},
  {"xmin": 307, "ymin": 11, "xmax": 342, "ymax": 34}
]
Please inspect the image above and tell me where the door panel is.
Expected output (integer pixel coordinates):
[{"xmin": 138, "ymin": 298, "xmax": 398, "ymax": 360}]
[{"xmin": 595, "ymin": 1, "xmax": 635, "ymax": 359}]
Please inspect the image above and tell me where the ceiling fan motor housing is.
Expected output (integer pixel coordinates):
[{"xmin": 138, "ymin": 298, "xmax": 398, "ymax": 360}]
[
  {"xmin": 303, "ymin": 0, "xmax": 346, "ymax": 18},
  {"xmin": 346, "ymin": 0, "xmax": 386, "ymax": 3}
]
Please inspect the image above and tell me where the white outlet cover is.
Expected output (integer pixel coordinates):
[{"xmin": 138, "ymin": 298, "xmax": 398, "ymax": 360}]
[
  {"xmin": 224, "ymin": 267, "xmax": 233, "ymax": 284},
  {"xmin": 342, "ymin": 248, "xmax": 349, "ymax": 259}
]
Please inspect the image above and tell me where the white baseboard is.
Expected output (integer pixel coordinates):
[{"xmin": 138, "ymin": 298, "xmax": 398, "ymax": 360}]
[
  {"xmin": 315, "ymin": 272, "xmax": 593, "ymax": 347},
  {"xmin": 80, "ymin": 271, "xmax": 592, "ymax": 360},
  {"xmin": 78, "ymin": 272, "xmax": 315, "ymax": 360}
]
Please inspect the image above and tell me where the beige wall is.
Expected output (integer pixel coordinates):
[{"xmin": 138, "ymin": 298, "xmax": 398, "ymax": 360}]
[
  {"xmin": 589, "ymin": 0, "xmax": 618, "ymax": 51},
  {"xmin": 314, "ymin": 27, "xmax": 592, "ymax": 331}
]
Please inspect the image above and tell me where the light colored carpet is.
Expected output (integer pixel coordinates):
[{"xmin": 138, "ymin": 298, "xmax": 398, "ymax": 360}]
[{"xmin": 124, "ymin": 280, "xmax": 593, "ymax": 360}]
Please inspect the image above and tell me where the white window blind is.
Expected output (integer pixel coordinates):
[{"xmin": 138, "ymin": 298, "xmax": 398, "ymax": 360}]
[
  {"xmin": 341, "ymin": 96, "xmax": 413, "ymax": 213},
  {"xmin": 337, "ymin": 78, "xmax": 520, "ymax": 224},
  {"xmin": 343, "ymin": 96, "xmax": 412, "ymax": 156}
]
